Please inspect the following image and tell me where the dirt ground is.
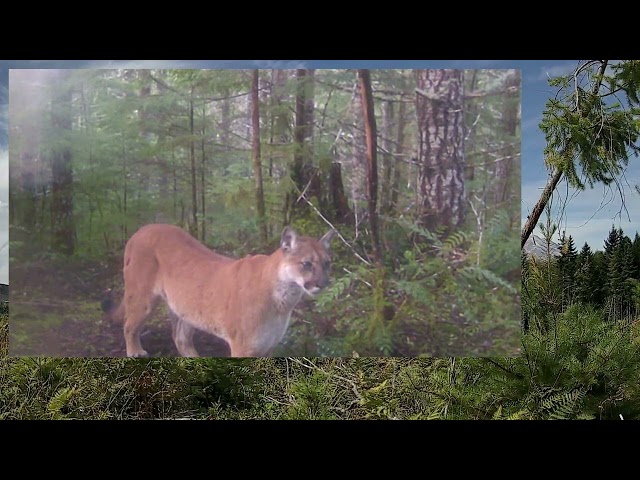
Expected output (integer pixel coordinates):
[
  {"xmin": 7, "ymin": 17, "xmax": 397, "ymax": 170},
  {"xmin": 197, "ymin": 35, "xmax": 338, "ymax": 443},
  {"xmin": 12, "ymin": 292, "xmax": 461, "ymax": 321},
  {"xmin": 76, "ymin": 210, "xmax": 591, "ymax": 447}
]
[
  {"xmin": 9, "ymin": 252, "xmax": 521, "ymax": 358},
  {"xmin": 9, "ymin": 255, "xmax": 233, "ymax": 357}
]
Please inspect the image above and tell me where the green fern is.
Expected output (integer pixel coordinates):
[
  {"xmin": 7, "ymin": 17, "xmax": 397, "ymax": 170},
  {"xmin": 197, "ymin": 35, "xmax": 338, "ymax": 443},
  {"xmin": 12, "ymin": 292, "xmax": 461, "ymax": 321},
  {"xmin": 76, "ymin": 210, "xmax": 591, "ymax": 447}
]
[
  {"xmin": 315, "ymin": 273, "xmax": 353, "ymax": 308},
  {"xmin": 459, "ymin": 265, "xmax": 517, "ymax": 294},
  {"xmin": 539, "ymin": 389, "xmax": 586, "ymax": 420},
  {"xmin": 47, "ymin": 387, "xmax": 77, "ymax": 420},
  {"xmin": 443, "ymin": 231, "xmax": 469, "ymax": 251}
]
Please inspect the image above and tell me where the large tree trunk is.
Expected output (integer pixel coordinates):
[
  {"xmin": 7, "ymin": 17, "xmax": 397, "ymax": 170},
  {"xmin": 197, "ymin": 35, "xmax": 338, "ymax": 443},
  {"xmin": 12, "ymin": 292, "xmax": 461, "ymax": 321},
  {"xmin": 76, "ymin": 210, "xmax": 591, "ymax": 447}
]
[
  {"xmin": 415, "ymin": 69, "xmax": 465, "ymax": 233},
  {"xmin": 289, "ymin": 69, "xmax": 318, "ymax": 221},
  {"xmin": 49, "ymin": 71, "xmax": 76, "ymax": 255},
  {"xmin": 252, "ymin": 70, "xmax": 268, "ymax": 244},
  {"xmin": 358, "ymin": 70, "xmax": 382, "ymax": 265}
]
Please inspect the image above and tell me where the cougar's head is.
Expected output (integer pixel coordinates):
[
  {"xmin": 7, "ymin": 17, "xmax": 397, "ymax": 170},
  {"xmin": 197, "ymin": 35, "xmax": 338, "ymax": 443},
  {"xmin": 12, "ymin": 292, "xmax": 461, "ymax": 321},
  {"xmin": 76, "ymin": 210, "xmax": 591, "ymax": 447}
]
[{"xmin": 279, "ymin": 226, "xmax": 335, "ymax": 296}]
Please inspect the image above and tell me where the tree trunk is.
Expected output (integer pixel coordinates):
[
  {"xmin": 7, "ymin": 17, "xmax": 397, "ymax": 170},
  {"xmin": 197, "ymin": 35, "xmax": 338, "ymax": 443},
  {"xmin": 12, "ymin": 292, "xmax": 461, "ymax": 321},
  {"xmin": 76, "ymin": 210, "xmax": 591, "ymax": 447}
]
[
  {"xmin": 390, "ymin": 99, "xmax": 406, "ymax": 214},
  {"xmin": 521, "ymin": 169, "xmax": 563, "ymax": 248},
  {"xmin": 289, "ymin": 69, "xmax": 318, "ymax": 220},
  {"xmin": 358, "ymin": 70, "xmax": 382, "ymax": 265},
  {"xmin": 252, "ymin": 70, "xmax": 268, "ymax": 244},
  {"xmin": 292, "ymin": 69, "xmax": 308, "ymax": 192},
  {"xmin": 50, "ymin": 70, "xmax": 76, "ymax": 255},
  {"xmin": 415, "ymin": 69, "xmax": 465, "ymax": 233},
  {"xmin": 201, "ymin": 102, "xmax": 207, "ymax": 242},
  {"xmin": 521, "ymin": 61, "xmax": 608, "ymax": 249},
  {"xmin": 329, "ymin": 161, "xmax": 353, "ymax": 225},
  {"xmin": 351, "ymin": 80, "xmax": 366, "ymax": 229},
  {"xmin": 121, "ymin": 140, "xmax": 128, "ymax": 243},
  {"xmin": 381, "ymin": 99, "xmax": 394, "ymax": 213},
  {"xmin": 189, "ymin": 94, "xmax": 198, "ymax": 238},
  {"xmin": 495, "ymin": 70, "xmax": 520, "ymax": 204}
]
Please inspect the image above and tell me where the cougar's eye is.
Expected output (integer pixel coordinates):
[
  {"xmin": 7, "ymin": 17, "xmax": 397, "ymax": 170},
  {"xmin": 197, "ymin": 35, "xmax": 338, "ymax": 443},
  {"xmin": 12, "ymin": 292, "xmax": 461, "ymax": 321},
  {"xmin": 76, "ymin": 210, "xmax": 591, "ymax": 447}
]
[{"xmin": 302, "ymin": 261, "xmax": 313, "ymax": 271}]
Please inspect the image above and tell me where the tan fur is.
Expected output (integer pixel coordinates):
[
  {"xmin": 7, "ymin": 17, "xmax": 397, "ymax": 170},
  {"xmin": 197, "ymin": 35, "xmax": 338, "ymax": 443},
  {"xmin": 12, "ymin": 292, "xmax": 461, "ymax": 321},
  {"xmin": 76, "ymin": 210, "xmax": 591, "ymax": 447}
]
[{"xmin": 105, "ymin": 224, "xmax": 334, "ymax": 358}]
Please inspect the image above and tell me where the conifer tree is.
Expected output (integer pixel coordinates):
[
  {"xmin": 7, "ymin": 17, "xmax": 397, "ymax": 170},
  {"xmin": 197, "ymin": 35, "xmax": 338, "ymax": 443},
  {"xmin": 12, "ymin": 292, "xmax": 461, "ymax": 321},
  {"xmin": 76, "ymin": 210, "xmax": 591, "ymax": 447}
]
[
  {"xmin": 575, "ymin": 242, "xmax": 594, "ymax": 304},
  {"xmin": 557, "ymin": 232, "xmax": 578, "ymax": 306}
]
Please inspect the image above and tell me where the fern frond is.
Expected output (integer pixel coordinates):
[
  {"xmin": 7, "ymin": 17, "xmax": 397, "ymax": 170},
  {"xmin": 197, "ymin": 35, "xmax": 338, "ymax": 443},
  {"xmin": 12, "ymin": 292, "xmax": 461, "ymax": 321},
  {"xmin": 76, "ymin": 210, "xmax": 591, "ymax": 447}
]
[{"xmin": 459, "ymin": 266, "xmax": 517, "ymax": 294}]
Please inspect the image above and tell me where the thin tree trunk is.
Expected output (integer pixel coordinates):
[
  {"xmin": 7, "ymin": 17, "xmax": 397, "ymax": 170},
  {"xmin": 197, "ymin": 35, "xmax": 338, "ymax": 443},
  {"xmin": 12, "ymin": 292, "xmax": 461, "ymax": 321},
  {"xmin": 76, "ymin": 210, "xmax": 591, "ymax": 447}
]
[
  {"xmin": 121, "ymin": 140, "xmax": 128, "ymax": 243},
  {"xmin": 358, "ymin": 69, "xmax": 382, "ymax": 265},
  {"xmin": 252, "ymin": 70, "xmax": 268, "ymax": 244},
  {"xmin": 351, "ymin": 81, "xmax": 366, "ymax": 232},
  {"xmin": 292, "ymin": 69, "xmax": 307, "ymax": 191},
  {"xmin": 201, "ymin": 103, "xmax": 207, "ymax": 242},
  {"xmin": 521, "ymin": 169, "xmax": 563, "ymax": 248},
  {"xmin": 390, "ymin": 99, "xmax": 406, "ymax": 214},
  {"xmin": 381, "ymin": 100, "xmax": 394, "ymax": 213},
  {"xmin": 189, "ymin": 95, "xmax": 198, "ymax": 238},
  {"xmin": 521, "ymin": 61, "xmax": 608, "ymax": 248},
  {"xmin": 329, "ymin": 161, "xmax": 353, "ymax": 225},
  {"xmin": 50, "ymin": 71, "xmax": 75, "ymax": 255},
  {"xmin": 495, "ymin": 71, "xmax": 520, "ymax": 204}
]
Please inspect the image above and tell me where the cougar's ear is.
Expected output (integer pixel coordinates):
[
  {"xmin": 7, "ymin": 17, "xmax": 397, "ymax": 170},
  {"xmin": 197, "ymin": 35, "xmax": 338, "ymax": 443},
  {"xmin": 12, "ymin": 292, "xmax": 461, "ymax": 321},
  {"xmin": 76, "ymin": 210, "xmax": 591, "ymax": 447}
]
[
  {"xmin": 320, "ymin": 229, "xmax": 336, "ymax": 250},
  {"xmin": 281, "ymin": 226, "xmax": 298, "ymax": 252}
]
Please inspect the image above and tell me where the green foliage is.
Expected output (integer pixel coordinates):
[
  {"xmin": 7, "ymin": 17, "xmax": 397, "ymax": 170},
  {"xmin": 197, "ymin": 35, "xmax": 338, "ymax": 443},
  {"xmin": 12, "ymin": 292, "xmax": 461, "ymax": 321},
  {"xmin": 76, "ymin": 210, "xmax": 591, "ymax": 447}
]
[
  {"xmin": 2, "ymin": 297, "xmax": 639, "ymax": 419},
  {"xmin": 293, "ymin": 215, "xmax": 519, "ymax": 357},
  {"xmin": 540, "ymin": 61, "xmax": 640, "ymax": 190}
]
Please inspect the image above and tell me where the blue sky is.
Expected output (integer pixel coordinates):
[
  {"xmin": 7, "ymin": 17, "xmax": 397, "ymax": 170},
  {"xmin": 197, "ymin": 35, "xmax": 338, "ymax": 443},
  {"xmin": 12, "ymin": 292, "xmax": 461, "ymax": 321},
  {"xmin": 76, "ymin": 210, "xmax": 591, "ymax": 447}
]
[{"xmin": 1, "ymin": 59, "xmax": 639, "ymax": 283}]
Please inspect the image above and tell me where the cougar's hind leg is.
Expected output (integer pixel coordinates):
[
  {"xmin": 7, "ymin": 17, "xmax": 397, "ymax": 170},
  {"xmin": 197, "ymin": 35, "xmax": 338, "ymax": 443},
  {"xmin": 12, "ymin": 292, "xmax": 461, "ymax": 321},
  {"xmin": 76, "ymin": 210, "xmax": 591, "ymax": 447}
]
[
  {"xmin": 123, "ymin": 290, "xmax": 159, "ymax": 357},
  {"xmin": 171, "ymin": 317, "xmax": 199, "ymax": 357},
  {"xmin": 228, "ymin": 340, "xmax": 259, "ymax": 358}
]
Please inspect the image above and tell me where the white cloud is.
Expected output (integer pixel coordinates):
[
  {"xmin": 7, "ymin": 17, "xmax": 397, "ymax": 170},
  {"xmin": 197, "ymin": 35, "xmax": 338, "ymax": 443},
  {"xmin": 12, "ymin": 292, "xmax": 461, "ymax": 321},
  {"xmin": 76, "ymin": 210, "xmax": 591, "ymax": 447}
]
[
  {"xmin": 530, "ymin": 61, "xmax": 577, "ymax": 83},
  {"xmin": 521, "ymin": 115, "xmax": 542, "ymax": 132},
  {"xmin": 522, "ymin": 169, "xmax": 640, "ymax": 251}
]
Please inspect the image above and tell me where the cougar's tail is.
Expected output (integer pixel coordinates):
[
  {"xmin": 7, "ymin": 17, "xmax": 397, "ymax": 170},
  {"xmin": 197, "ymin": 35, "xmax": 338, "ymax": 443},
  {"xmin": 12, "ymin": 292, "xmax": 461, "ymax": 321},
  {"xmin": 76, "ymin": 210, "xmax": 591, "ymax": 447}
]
[{"xmin": 101, "ymin": 288, "xmax": 125, "ymax": 325}]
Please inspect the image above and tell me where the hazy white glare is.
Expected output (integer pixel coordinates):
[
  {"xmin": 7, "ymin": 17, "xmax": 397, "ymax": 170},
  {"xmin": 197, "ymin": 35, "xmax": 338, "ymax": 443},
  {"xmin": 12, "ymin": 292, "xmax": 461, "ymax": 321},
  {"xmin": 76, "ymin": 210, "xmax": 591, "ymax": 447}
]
[{"xmin": 0, "ymin": 80, "xmax": 7, "ymax": 284}]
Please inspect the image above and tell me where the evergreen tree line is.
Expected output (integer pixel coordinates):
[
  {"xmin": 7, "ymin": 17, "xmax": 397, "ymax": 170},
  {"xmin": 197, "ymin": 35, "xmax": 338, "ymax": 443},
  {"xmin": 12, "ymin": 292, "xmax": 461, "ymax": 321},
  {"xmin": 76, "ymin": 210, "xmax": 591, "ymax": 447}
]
[{"xmin": 523, "ymin": 225, "xmax": 640, "ymax": 330}]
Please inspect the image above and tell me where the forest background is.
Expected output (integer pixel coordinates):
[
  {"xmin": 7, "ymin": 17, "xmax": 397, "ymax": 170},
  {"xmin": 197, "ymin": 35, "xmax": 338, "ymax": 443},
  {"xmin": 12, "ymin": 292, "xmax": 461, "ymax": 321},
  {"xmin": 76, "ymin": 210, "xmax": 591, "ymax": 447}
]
[{"xmin": 0, "ymin": 60, "xmax": 639, "ymax": 420}]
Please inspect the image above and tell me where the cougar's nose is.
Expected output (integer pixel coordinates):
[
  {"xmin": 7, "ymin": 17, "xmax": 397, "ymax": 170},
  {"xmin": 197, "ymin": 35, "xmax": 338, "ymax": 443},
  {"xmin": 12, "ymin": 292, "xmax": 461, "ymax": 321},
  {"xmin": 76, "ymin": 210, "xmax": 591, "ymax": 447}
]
[{"xmin": 317, "ymin": 276, "xmax": 330, "ymax": 289}]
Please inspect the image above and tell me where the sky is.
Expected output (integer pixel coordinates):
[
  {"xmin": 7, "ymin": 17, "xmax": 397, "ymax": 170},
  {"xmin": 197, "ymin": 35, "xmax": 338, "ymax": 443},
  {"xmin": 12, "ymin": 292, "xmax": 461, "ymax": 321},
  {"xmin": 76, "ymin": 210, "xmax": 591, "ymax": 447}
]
[{"xmin": 0, "ymin": 59, "xmax": 639, "ymax": 284}]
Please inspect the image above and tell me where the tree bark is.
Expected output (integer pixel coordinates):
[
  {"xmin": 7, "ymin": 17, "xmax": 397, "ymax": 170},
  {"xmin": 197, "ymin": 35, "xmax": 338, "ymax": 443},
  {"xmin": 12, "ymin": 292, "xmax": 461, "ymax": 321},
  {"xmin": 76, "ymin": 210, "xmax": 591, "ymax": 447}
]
[
  {"xmin": 415, "ymin": 69, "xmax": 465, "ymax": 233},
  {"xmin": 358, "ymin": 69, "xmax": 382, "ymax": 265},
  {"xmin": 520, "ymin": 169, "xmax": 563, "ymax": 248},
  {"xmin": 381, "ymin": 99, "xmax": 394, "ymax": 213},
  {"xmin": 292, "ymin": 69, "xmax": 307, "ymax": 191},
  {"xmin": 390, "ymin": 98, "xmax": 406, "ymax": 214},
  {"xmin": 252, "ymin": 70, "xmax": 268, "ymax": 244},
  {"xmin": 289, "ymin": 69, "xmax": 319, "ymax": 220},
  {"xmin": 329, "ymin": 161, "xmax": 353, "ymax": 225},
  {"xmin": 495, "ymin": 70, "xmax": 520, "ymax": 204}
]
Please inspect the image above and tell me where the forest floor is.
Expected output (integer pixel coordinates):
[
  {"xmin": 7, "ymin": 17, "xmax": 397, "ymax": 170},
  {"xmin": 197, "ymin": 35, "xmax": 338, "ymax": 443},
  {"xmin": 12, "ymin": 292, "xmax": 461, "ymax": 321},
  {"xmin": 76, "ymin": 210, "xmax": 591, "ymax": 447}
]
[
  {"xmin": 9, "ymin": 255, "xmax": 233, "ymax": 357},
  {"xmin": 9, "ymin": 253, "xmax": 522, "ymax": 358}
]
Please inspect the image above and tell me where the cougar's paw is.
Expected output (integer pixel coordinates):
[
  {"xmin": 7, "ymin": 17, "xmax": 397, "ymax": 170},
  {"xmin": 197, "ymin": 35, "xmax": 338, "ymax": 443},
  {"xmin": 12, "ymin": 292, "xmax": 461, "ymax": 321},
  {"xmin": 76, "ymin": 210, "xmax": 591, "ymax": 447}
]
[{"xmin": 128, "ymin": 350, "xmax": 149, "ymax": 358}]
